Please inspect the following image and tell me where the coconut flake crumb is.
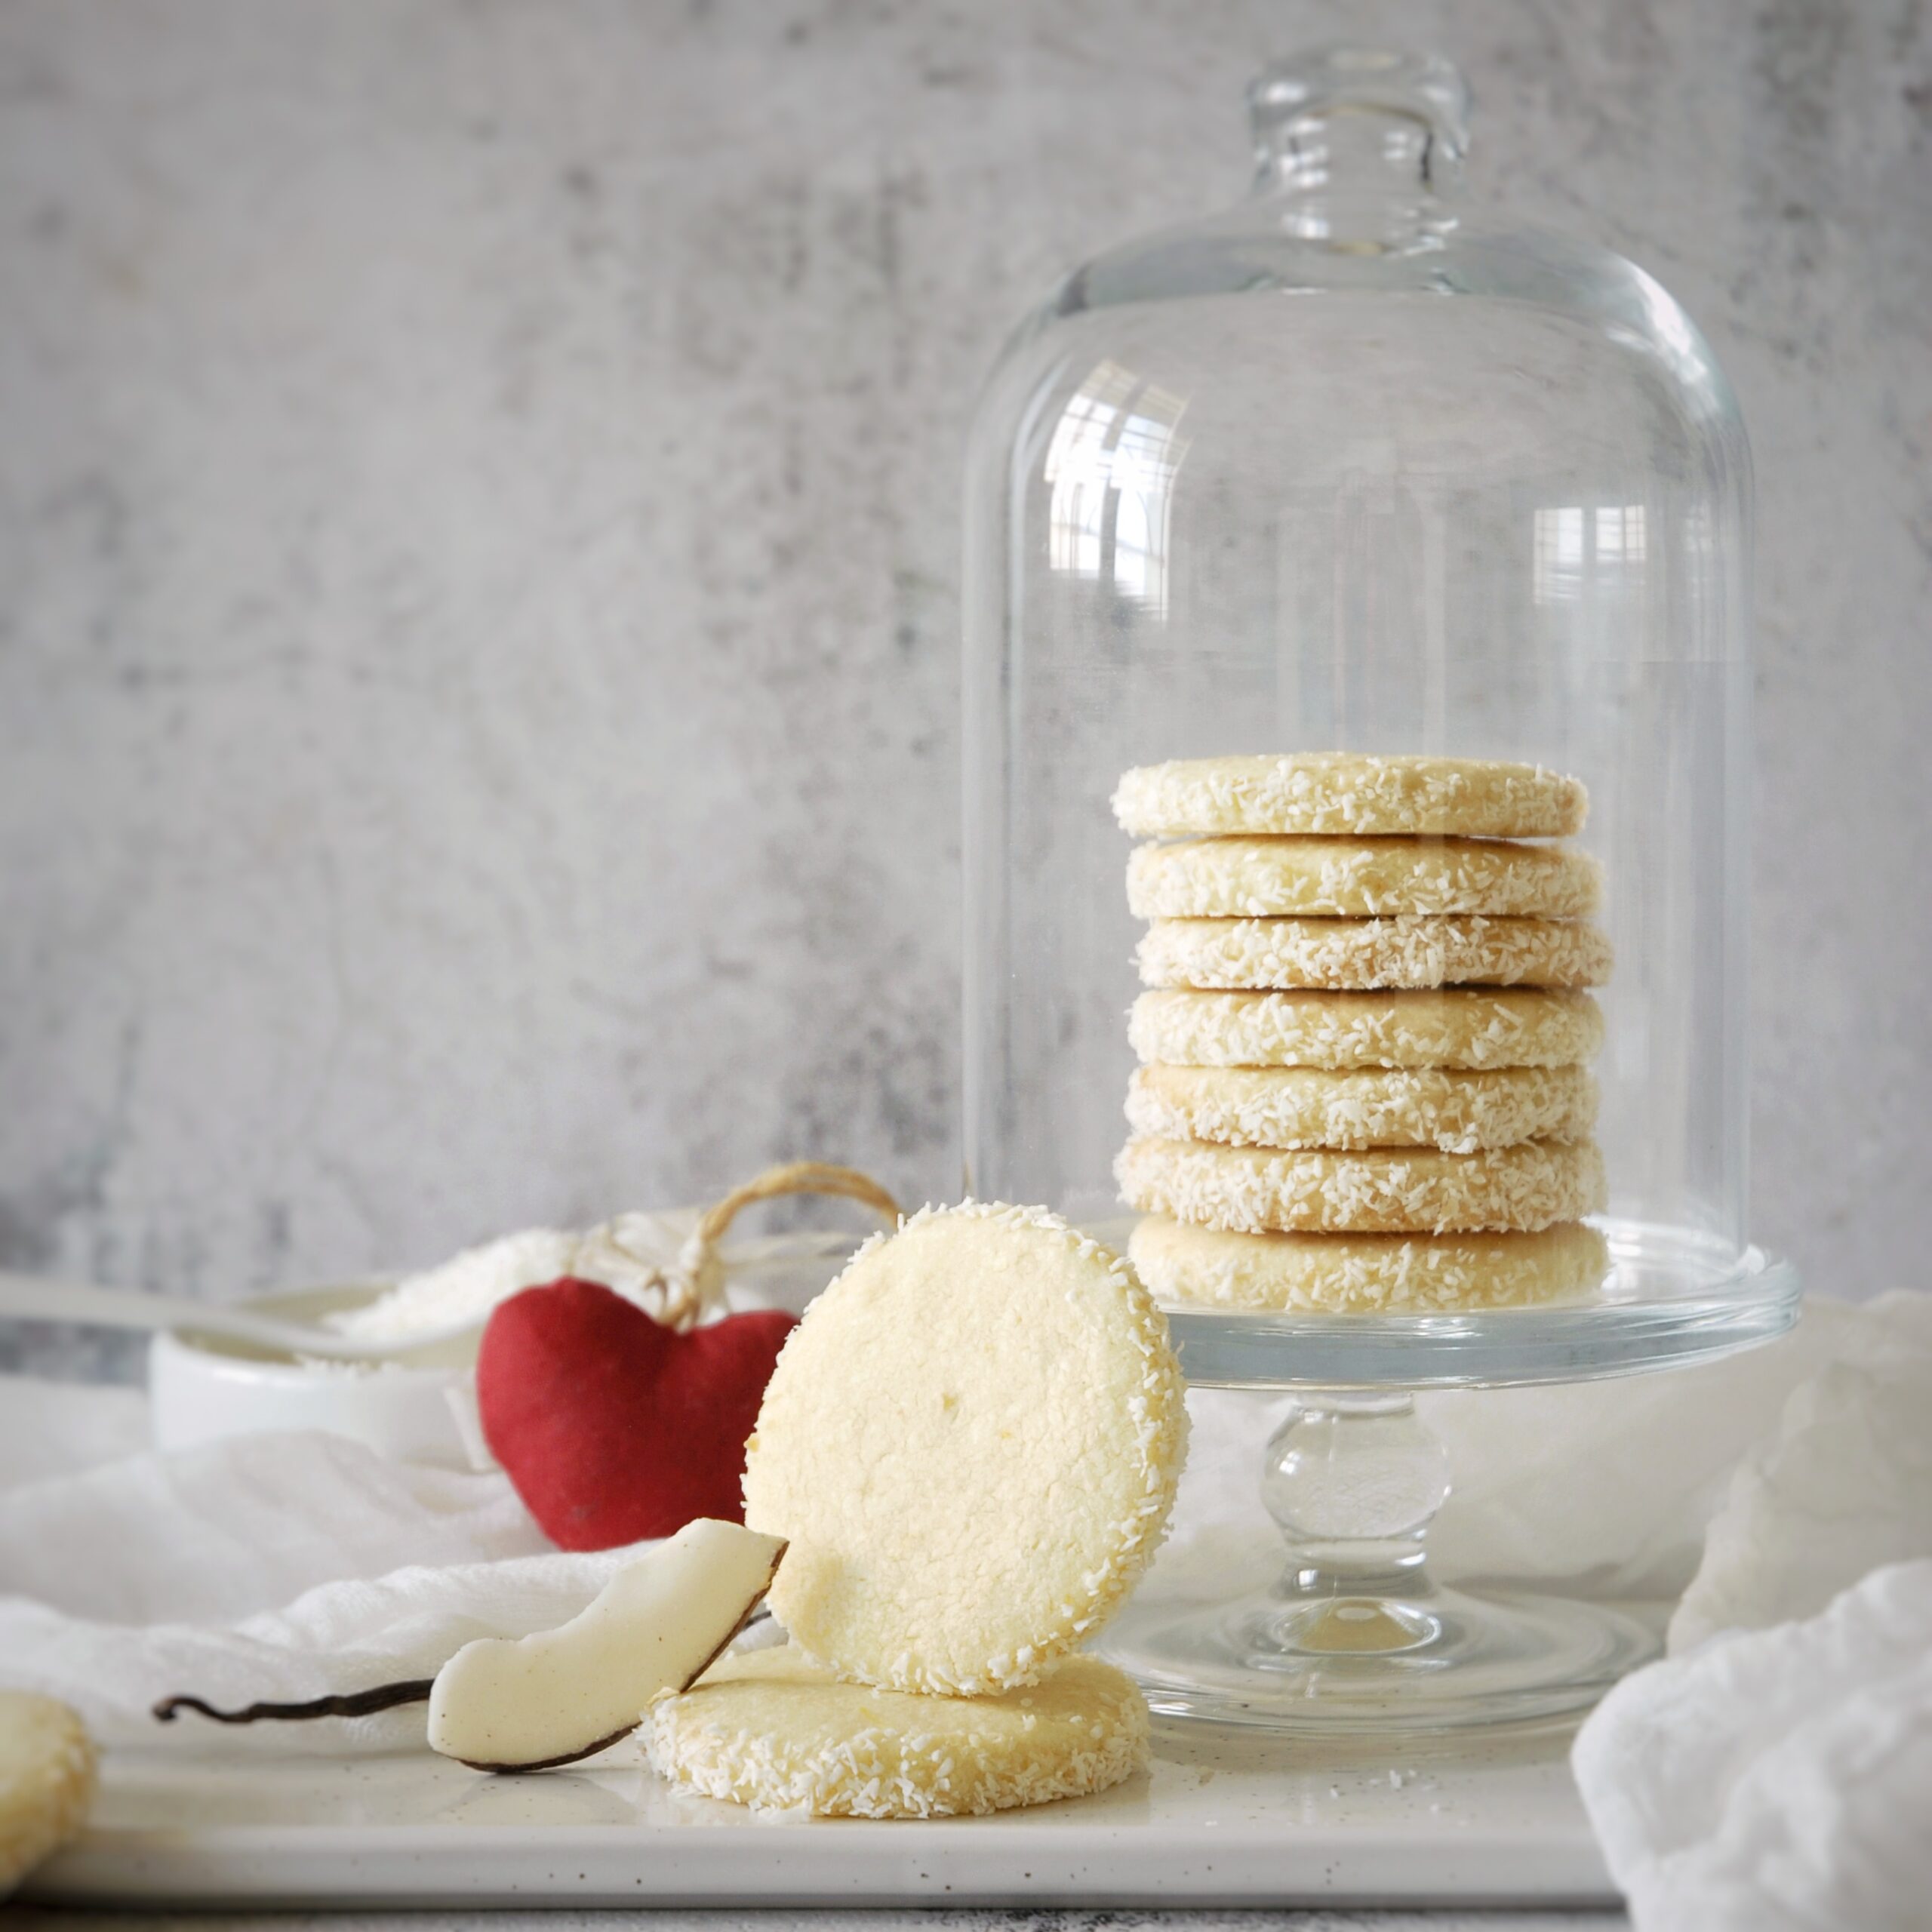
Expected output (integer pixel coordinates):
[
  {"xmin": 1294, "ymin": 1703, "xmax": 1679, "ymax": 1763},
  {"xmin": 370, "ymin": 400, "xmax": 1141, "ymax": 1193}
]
[{"xmin": 328, "ymin": 1227, "xmax": 586, "ymax": 1345}]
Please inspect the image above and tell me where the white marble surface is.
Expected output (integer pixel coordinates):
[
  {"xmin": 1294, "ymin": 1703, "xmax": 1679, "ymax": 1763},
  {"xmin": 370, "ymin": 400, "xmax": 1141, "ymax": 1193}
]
[
  {"xmin": 1, "ymin": 0, "xmax": 1927, "ymax": 1372},
  {"xmin": 23, "ymin": 1716, "xmax": 1623, "ymax": 1911},
  {"xmin": 5, "ymin": 1915, "xmax": 1624, "ymax": 1931},
  {"xmin": 14, "ymin": 1900, "xmax": 1621, "ymax": 1927}
]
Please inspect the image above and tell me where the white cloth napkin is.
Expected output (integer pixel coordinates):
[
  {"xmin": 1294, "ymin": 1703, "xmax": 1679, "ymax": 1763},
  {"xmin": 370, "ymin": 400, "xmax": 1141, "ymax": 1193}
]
[
  {"xmin": 0, "ymin": 1378, "xmax": 635, "ymax": 1753},
  {"xmin": 1571, "ymin": 1290, "xmax": 1932, "ymax": 1930},
  {"xmin": 1668, "ymin": 1288, "xmax": 1932, "ymax": 1651},
  {"xmin": 0, "ymin": 1424, "xmax": 547, "ymax": 1626},
  {"xmin": 1574, "ymin": 1561, "xmax": 1932, "ymax": 1932},
  {"xmin": 2, "ymin": 1543, "xmax": 639, "ymax": 1757}
]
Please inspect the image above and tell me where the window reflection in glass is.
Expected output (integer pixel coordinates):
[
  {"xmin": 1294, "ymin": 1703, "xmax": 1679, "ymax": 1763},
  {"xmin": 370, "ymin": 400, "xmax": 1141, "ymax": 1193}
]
[
  {"xmin": 1044, "ymin": 361, "xmax": 1189, "ymax": 616},
  {"xmin": 1534, "ymin": 503, "xmax": 1646, "ymax": 605}
]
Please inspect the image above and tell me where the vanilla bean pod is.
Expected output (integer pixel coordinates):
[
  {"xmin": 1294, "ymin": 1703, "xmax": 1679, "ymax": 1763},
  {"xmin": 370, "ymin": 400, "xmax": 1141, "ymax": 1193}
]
[{"xmin": 152, "ymin": 1679, "xmax": 434, "ymax": 1726}]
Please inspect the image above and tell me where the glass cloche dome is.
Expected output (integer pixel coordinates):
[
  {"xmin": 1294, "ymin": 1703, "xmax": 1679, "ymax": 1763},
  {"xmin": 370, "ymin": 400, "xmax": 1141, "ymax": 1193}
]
[
  {"xmin": 962, "ymin": 45, "xmax": 1762, "ymax": 1324},
  {"xmin": 959, "ymin": 43, "xmax": 1798, "ymax": 1732}
]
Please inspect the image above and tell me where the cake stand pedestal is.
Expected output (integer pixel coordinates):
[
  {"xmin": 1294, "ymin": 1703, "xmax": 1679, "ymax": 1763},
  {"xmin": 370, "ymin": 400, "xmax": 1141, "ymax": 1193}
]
[{"xmin": 1101, "ymin": 1224, "xmax": 1799, "ymax": 1734}]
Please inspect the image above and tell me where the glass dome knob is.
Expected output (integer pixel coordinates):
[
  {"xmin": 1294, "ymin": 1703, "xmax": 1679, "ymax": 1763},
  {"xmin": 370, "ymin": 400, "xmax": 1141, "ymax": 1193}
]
[{"xmin": 1249, "ymin": 45, "xmax": 1470, "ymax": 198}]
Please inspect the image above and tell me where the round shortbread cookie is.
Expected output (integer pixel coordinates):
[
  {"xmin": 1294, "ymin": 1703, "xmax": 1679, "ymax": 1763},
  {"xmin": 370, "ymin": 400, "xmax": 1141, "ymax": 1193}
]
[
  {"xmin": 1127, "ymin": 1063, "xmax": 1597, "ymax": 1154},
  {"xmin": 1137, "ymin": 915, "xmax": 1613, "ymax": 992},
  {"xmin": 1114, "ymin": 755, "xmax": 1588, "ymax": 839},
  {"xmin": 1128, "ymin": 1215, "xmax": 1611, "ymax": 1314},
  {"xmin": 1127, "ymin": 837, "xmax": 1601, "ymax": 920},
  {"xmin": 1129, "ymin": 987, "xmax": 1602, "ymax": 1072},
  {"xmin": 648, "ymin": 1647, "xmax": 1148, "ymax": 1818},
  {"xmin": 1116, "ymin": 1134, "xmax": 1606, "ymax": 1235},
  {"xmin": 0, "ymin": 1694, "xmax": 96, "ymax": 1895},
  {"xmin": 742, "ymin": 1201, "xmax": 1188, "ymax": 1697}
]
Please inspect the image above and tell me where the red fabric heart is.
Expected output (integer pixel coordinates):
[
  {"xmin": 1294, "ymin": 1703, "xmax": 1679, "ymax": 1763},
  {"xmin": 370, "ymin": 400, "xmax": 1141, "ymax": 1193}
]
[{"xmin": 477, "ymin": 1277, "xmax": 794, "ymax": 1552}]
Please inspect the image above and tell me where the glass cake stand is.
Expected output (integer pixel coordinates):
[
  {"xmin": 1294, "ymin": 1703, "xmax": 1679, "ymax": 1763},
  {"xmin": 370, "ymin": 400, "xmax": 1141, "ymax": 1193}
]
[{"xmin": 1098, "ymin": 1218, "xmax": 1800, "ymax": 1734}]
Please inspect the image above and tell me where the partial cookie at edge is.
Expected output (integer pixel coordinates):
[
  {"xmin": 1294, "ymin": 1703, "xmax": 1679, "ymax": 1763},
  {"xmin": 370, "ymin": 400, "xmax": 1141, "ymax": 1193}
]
[{"xmin": 0, "ymin": 1694, "xmax": 97, "ymax": 1894}]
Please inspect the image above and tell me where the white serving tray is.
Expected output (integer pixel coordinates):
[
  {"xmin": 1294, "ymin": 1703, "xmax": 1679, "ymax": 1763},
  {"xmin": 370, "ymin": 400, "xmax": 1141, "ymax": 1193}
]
[{"xmin": 29, "ymin": 1721, "xmax": 1616, "ymax": 1909}]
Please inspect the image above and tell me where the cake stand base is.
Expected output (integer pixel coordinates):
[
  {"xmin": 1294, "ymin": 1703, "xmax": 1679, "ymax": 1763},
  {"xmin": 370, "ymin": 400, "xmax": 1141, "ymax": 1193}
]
[
  {"xmin": 1106, "ymin": 1582, "xmax": 1658, "ymax": 1734},
  {"xmin": 1092, "ymin": 1230, "xmax": 1799, "ymax": 1734},
  {"xmin": 1102, "ymin": 1386, "xmax": 1660, "ymax": 1732}
]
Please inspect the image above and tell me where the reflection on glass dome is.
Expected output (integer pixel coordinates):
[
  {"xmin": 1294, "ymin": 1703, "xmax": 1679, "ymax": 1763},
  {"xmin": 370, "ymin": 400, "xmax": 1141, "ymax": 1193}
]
[{"xmin": 1044, "ymin": 361, "xmax": 1190, "ymax": 614}]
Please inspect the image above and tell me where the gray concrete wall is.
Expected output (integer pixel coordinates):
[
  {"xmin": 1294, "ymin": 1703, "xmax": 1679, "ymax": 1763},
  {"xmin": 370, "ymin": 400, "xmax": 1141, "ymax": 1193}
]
[{"xmin": 3, "ymin": 0, "xmax": 1927, "ymax": 1371}]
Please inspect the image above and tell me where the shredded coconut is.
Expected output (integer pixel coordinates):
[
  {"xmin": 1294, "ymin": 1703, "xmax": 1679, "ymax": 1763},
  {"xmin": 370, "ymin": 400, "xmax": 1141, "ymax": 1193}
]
[{"xmin": 328, "ymin": 1228, "xmax": 587, "ymax": 1345}]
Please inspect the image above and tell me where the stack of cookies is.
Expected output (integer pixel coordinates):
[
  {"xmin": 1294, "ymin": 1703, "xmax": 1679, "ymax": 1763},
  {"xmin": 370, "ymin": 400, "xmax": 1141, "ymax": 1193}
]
[{"xmin": 1110, "ymin": 754, "xmax": 1613, "ymax": 1313}]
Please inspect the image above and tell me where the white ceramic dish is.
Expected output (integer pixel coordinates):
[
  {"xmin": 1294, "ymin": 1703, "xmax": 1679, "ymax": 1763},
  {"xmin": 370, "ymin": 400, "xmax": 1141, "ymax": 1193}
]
[
  {"xmin": 146, "ymin": 1233, "xmax": 863, "ymax": 1470},
  {"xmin": 148, "ymin": 1284, "xmax": 485, "ymax": 1470},
  {"xmin": 27, "ymin": 1721, "xmax": 1615, "ymax": 1909}
]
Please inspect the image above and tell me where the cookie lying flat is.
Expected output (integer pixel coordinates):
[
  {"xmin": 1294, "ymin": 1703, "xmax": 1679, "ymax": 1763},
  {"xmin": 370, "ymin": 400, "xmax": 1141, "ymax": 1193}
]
[
  {"xmin": 1129, "ymin": 987, "xmax": 1602, "ymax": 1072},
  {"xmin": 1116, "ymin": 1134, "xmax": 1606, "ymax": 1235},
  {"xmin": 1137, "ymin": 915, "xmax": 1612, "ymax": 992},
  {"xmin": 742, "ymin": 1201, "xmax": 1188, "ymax": 1697},
  {"xmin": 1127, "ymin": 1063, "xmax": 1596, "ymax": 1154},
  {"xmin": 1114, "ymin": 755, "xmax": 1588, "ymax": 839},
  {"xmin": 0, "ymin": 1694, "xmax": 96, "ymax": 1896},
  {"xmin": 1128, "ymin": 1215, "xmax": 1610, "ymax": 1313},
  {"xmin": 1127, "ymin": 837, "xmax": 1600, "ymax": 920},
  {"xmin": 648, "ymin": 1647, "xmax": 1149, "ymax": 1818}
]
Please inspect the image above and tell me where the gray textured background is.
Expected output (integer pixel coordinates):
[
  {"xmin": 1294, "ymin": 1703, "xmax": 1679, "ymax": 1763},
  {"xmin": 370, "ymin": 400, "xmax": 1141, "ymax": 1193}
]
[{"xmin": 3, "ymin": 0, "xmax": 1928, "ymax": 1374}]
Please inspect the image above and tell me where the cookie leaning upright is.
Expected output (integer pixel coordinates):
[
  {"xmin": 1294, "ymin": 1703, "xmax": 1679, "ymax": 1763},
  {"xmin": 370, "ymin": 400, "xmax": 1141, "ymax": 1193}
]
[{"xmin": 742, "ymin": 1201, "xmax": 1188, "ymax": 1697}]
